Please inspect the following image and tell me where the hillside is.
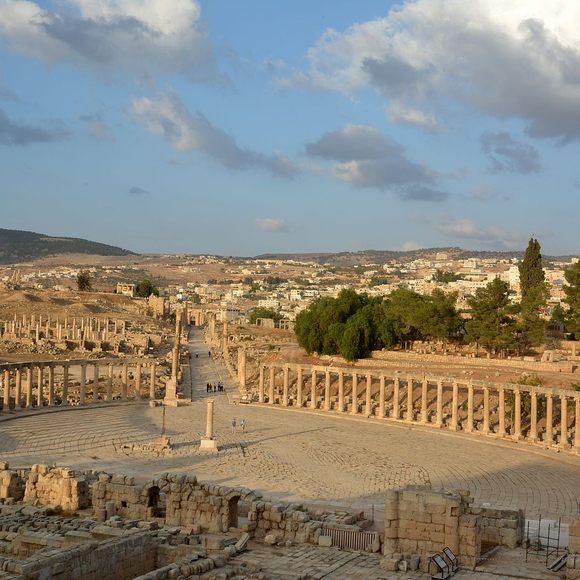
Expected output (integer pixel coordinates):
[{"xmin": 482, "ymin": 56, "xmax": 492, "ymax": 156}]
[{"xmin": 0, "ymin": 228, "xmax": 137, "ymax": 264}]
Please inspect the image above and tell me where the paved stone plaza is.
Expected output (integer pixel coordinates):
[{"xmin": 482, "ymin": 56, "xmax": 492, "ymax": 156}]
[{"xmin": 0, "ymin": 330, "xmax": 577, "ymax": 522}]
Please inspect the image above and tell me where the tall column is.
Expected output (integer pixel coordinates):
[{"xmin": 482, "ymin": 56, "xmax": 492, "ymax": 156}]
[
  {"xmin": 48, "ymin": 365, "xmax": 55, "ymax": 406},
  {"xmin": 338, "ymin": 372, "xmax": 344, "ymax": 413},
  {"xmin": 574, "ymin": 396, "xmax": 580, "ymax": 453},
  {"xmin": 497, "ymin": 388, "xmax": 506, "ymax": 437},
  {"xmin": 107, "ymin": 364, "xmax": 114, "ymax": 401},
  {"xmin": 421, "ymin": 378, "xmax": 428, "ymax": 424},
  {"xmin": 79, "ymin": 364, "xmax": 86, "ymax": 405},
  {"xmin": 149, "ymin": 362, "xmax": 156, "ymax": 400},
  {"xmin": 238, "ymin": 349, "xmax": 247, "ymax": 390},
  {"xmin": 258, "ymin": 366, "xmax": 265, "ymax": 403},
  {"xmin": 3, "ymin": 369, "xmax": 10, "ymax": 409},
  {"xmin": 365, "ymin": 374, "xmax": 372, "ymax": 416},
  {"xmin": 513, "ymin": 389, "xmax": 522, "ymax": 440},
  {"xmin": 283, "ymin": 366, "xmax": 289, "ymax": 407},
  {"xmin": 482, "ymin": 386, "xmax": 490, "ymax": 434},
  {"xmin": 92, "ymin": 363, "xmax": 99, "ymax": 402},
  {"xmin": 351, "ymin": 373, "xmax": 358, "ymax": 415},
  {"xmin": 465, "ymin": 381, "xmax": 474, "ymax": 433},
  {"xmin": 324, "ymin": 370, "xmax": 331, "ymax": 411},
  {"xmin": 135, "ymin": 363, "xmax": 142, "ymax": 398},
  {"xmin": 59, "ymin": 365, "xmax": 67, "ymax": 406},
  {"xmin": 450, "ymin": 381, "xmax": 459, "ymax": 431},
  {"xmin": 392, "ymin": 376, "xmax": 400, "ymax": 420},
  {"xmin": 296, "ymin": 367, "xmax": 303, "ymax": 408},
  {"xmin": 15, "ymin": 367, "xmax": 22, "ymax": 408},
  {"xmin": 26, "ymin": 367, "xmax": 33, "ymax": 408},
  {"xmin": 205, "ymin": 399, "xmax": 215, "ymax": 438},
  {"xmin": 406, "ymin": 376, "xmax": 413, "ymax": 422},
  {"xmin": 310, "ymin": 369, "xmax": 317, "ymax": 409},
  {"xmin": 121, "ymin": 364, "xmax": 128, "ymax": 400},
  {"xmin": 268, "ymin": 367, "xmax": 275, "ymax": 404},
  {"xmin": 545, "ymin": 394, "xmax": 553, "ymax": 446},
  {"xmin": 378, "ymin": 375, "xmax": 385, "ymax": 418},
  {"xmin": 435, "ymin": 379, "xmax": 443, "ymax": 427},
  {"xmin": 529, "ymin": 391, "xmax": 538, "ymax": 443},
  {"xmin": 37, "ymin": 366, "xmax": 44, "ymax": 407},
  {"xmin": 560, "ymin": 395, "xmax": 568, "ymax": 449}
]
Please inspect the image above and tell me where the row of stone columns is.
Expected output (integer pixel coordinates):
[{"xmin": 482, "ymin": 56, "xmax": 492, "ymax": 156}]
[
  {"xmin": 0, "ymin": 360, "xmax": 158, "ymax": 409},
  {"xmin": 257, "ymin": 365, "xmax": 580, "ymax": 453}
]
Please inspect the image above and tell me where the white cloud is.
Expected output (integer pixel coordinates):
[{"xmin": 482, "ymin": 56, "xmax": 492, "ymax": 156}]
[
  {"xmin": 400, "ymin": 241, "xmax": 421, "ymax": 251},
  {"xmin": 255, "ymin": 218, "xmax": 288, "ymax": 233},
  {"xmin": 434, "ymin": 216, "xmax": 524, "ymax": 248},
  {"xmin": 387, "ymin": 101, "xmax": 440, "ymax": 131},
  {"xmin": 283, "ymin": 0, "xmax": 580, "ymax": 139},
  {"xmin": 481, "ymin": 131, "xmax": 541, "ymax": 174},
  {"xmin": 0, "ymin": 0, "xmax": 221, "ymax": 82},
  {"xmin": 130, "ymin": 92, "xmax": 298, "ymax": 178}
]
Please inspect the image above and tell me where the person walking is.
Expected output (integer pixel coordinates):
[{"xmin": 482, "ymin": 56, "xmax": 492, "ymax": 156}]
[
  {"xmin": 240, "ymin": 419, "xmax": 246, "ymax": 433},
  {"xmin": 231, "ymin": 417, "xmax": 237, "ymax": 433}
]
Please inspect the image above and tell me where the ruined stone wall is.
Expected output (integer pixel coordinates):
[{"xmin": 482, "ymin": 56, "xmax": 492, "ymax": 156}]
[
  {"xmin": 568, "ymin": 518, "xmax": 580, "ymax": 580},
  {"xmin": 0, "ymin": 463, "xmax": 25, "ymax": 501},
  {"xmin": 474, "ymin": 506, "xmax": 525, "ymax": 549}
]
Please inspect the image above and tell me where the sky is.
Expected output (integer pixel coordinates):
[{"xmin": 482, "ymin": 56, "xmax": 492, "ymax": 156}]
[{"xmin": 0, "ymin": 0, "xmax": 579, "ymax": 256}]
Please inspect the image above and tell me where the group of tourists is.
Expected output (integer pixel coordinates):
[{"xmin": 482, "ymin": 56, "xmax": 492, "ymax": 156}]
[
  {"xmin": 206, "ymin": 381, "xmax": 224, "ymax": 393},
  {"xmin": 231, "ymin": 417, "xmax": 246, "ymax": 433}
]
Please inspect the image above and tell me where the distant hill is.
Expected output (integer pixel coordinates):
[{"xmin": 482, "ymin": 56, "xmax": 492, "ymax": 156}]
[{"xmin": 0, "ymin": 228, "xmax": 137, "ymax": 264}]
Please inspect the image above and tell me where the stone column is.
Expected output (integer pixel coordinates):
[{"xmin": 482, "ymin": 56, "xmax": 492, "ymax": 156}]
[
  {"xmin": 79, "ymin": 364, "xmax": 86, "ymax": 405},
  {"xmin": 482, "ymin": 386, "xmax": 490, "ymax": 434},
  {"xmin": 338, "ymin": 372, "xmax": 344, "ymax": 413},
  {"xmin": 2, "ymin": 369, "xmax": 10, "ymax": 409},
  {"xmin": 107, "ymin": 364, "xmax": 114, "ymax": 401},
  {"xmin": 325, "ymin": 370, "xmax": 331, "ymax": 411},
  {"xmin": 121, "ymin": 364, "xmax": 128, "ymax": 400},
  {"xmin": 93, "ymin": 363, "xmax": 99, "ymax": 402},
  {"xmin": 421, "ymin": 378, "xmax": 428, "ymax": 424},
  {"xmin": 465, "ymin": 381, "xmax": 474, "ymax": 433},
  {"xmin": 15, "ymin": 367, "xmax": 21, "ymax": 408},
  {"xmin": 296, "ymin": 367, "xmax": 303, "ymax": 408},
  {"xmin": 365, "ymin": 374, "xmax": 372, "ymax": 416},
  {"xmin": 449, "ymin": 381, "xmax": 459, "ymax": 430},
  {"xmin": 37, "ymin": 366, "xmax": 44, "ymax": 407},
  {"xmin": 310, "ymin": 369, "xmax": 317, "ymax": 409},
  {"xmin": 206, "ymin": 399, "xmax": 215, "ymax": 438},
  {"xmin": 393, "ymin": 376, "xmax": 400, "ymax": 420},
  {"xmin": 435, "ymin": 379, "xmax": 443, "ymax": 427},
  {"xmin": 238, "ymin": 349, "xmax": 247, "ymax": 390},
  {"xmin": 497, "ymin": 388, "xmax": 506, "ymax": 437},
  {"xmin": 406, "ymin": 377, "xmax": 413, "ymax": 422},
  {"xmin": 351, "ymin": 373, "xmax": 358, "ymax": 415},
  {"xmin": 529, "ymin": 391, "xmax": 538, "ymax": 443},
  {"xmin": 149, "ymin": 362, "xmax": 156, "ymax": 400},
  {"xmin": 575, "ymin": 396, "xmax": 580, "ymax": 453},
  {"xmin": 134, "ymin": 363, "xmax": 141, "ymax": 398},
  {"xmin": 283, "ymin": 366, "xmax": 289, "ymax": 407},
  {"xmin": 383, "ymin": 490, "xmax": 399, "ymax": 555},
  {"xmin": 26, "ymin": 367, "xmax": 33, "ymax": 408},
  {"xmin": 258, "ymin": 366, "xmax": 265, "ymax": 403},
  {"xmin": 62, "ymin": 365, "xmax": 69, "ymax": 406},
  {"xmin": 513, "ymin": 389, "xmax": 522, "ymax": 440},
  {"xmin": 48, "ymin": 365, "xmax": 55, "ymax": 406},
  {"xmin": 268, "ymin": 367, "xmax": 275, "ymax": 404},
  {"xmin": 560, "ymin": 394, "xmax": 568, "ymax": 449},
  {"xmin": 378, "ymin": 375, "xmax": 386, "ymax": 418},
  {"xmin": 545, "ymin": 394, "xmax": 553, "ymax": 446}
]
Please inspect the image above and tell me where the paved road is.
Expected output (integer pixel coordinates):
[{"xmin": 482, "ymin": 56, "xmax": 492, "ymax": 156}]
[{"xmin": 0, "ymin": 329, "xmax": 577, "ymax": 520}]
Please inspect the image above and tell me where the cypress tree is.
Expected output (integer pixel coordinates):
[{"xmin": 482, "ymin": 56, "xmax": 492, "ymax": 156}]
[{"xmin": 518, "ymin": 238, "xmax": 544, "ymax": 299}]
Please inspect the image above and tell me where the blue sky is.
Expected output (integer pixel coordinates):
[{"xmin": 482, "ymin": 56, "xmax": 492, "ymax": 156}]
[{"xmin": 0, "ymin": 0, "xmax": 579, "ymax": 255}]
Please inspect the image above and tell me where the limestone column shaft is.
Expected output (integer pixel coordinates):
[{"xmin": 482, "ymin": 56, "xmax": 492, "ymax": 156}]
[
  {"xmin": 338, "ymin": 372, "xmax": 344, "ymax": 413},
  {"xmin": 62, "ymin": 366, "xmax": 69, "ymax": 406},
  {"xmin": 93, "ymin": 363, "xmax": 99, "ymax": 402},
  {"xmin": 421, "ymin": 378, "xmax": 428, "ymax": 424},
  {"xmin": 283, "ymin": 366, "xmax": 289, "ymax": 407},
  {"xmin": 324, "ymin": 370, "xmax": 331, "ymax": 411},
  {"xmin": 37, "ymin": 366, "xmax": 44, "ymax": 407},
  {"xmin": 48, "ymin": 365, "xmax": 55, "ymax": 406},
  {"xmin": 560, "ymin": 395, "xmax": 568, "ymax": 448},
  {"xmin": 365, "ymin": 374, "xmax": 372, "ymax": 416},
  {"xmin": 465, "ymin": 381, "xmax": 474, "ymax": 433},
  {"xmin": 406, "ymin": 377, "xmax": 413, "ymax": 422},
  {"xmin": 149, "ymin": 363, "xmax": 156, "ymax": 400},
  {"xmin": 393, "ymin": 377, "xmax": 400, "ymax": 420},
  {"xmin": 26, "ymin": 367, "xmax": 32, "ymax": 408},
  {"xmin": 545, "ymin": 394, "xmax": 553, "ymax": 445},
  {"xmin": 2, "ymin": 369, "xmax": 10, "ymax": 409},
  {"xmin": 513, "ymin": 389, "xmax": 522, "ymax": 440},
  {"xmin": 529, "ymin": 391, "xmax": 538, "ymax": 442},
  {"xmin": 258, "ymin": 366, "xmax": 265, "ymax": 403},
  {"xmin": 482, "ymin": 386, "xmax": 490, "ymax": 434},
  {"xmin": 574, "ymin": 397, "xmax": 580, "ymax": 452},
  {"xmin": 107, "ymin": 364, "xmax": 114, "ymax": 401},
  {"xmin": 497, "ymin": 388, "xmax": 506, "ymax": 437},
  {"xmin": 206, "ymin": 399, "xmax": 215, "ymax": 438},
  {"xmin": 135, "ymin": 364, "xmax": 141, "ymax": 398},
  {"xmin": 310, "ymin": 369, "xmax": 317, "ymax": 409},
  {"xmin": 15, "ymin": 367, "xmax": 21, "ymax": 408},
  {"xmin": 435, "ymin": 380, "xmax": 443, "ymax": 427},
  {"xmin": 379, "ymin": 375, "xmax": 385, "ymax": 418},
  {"xmin": 121, "ymin": 364, "xmax": 128, "ymax": 400},
  {"xmin": 79, "ymin": 364, "xmax": 86, "ymax": 405},
  {"xmin": 450, "ymin": 381, "xmax": 459, "ymax": 430},
  {"xmin": 351, "ymin": 373, "xmax": 358, "ymax": 415},
  {"xmin": 296, "ymin": 367, "xmax": 303, "ymax": 408},
  {"xmin": 268, "ymin": 367, "xmax": 275, "ymax": 404}
]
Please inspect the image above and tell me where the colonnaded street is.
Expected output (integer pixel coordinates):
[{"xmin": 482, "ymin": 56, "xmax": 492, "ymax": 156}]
[{"xmin": 0, "ymin": 329, "xmax": 577, "ymax": 521}]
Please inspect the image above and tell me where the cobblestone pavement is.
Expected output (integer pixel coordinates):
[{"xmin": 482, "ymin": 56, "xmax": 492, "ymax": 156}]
[{"xmin": 0, "ymin": 329, "xmax": 577, "ymax": 520}]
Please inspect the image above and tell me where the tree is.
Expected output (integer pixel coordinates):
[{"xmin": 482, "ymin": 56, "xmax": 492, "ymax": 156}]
[
  {"xmin": 519, "ymin": 238, "xmax": 545, "ymax": 300},
  {"xmin": 135, "ymin": 279, "xmax": 159, "ymax": 298},
  {"xmin": 465, "ymin": 278, "xmax": 517, "ymax": 354},
  {"xmin": 249, "ymin": 307, "xmax": 282, "ymax": 325},
  {"xmin": 76, "ymin": 270, "xmax": 92, "ymax": 292},
  {"xmin": 564, "ymin": 260, "xmax": 580, "ymax": 336}
]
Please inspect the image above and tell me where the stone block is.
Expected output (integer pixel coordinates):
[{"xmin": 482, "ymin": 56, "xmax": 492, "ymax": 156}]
[{"xmin": 318, "ymin": 535, "xmax": 332, "ymax": 547}]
